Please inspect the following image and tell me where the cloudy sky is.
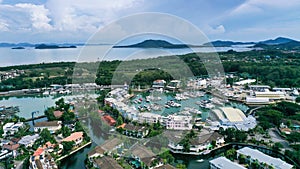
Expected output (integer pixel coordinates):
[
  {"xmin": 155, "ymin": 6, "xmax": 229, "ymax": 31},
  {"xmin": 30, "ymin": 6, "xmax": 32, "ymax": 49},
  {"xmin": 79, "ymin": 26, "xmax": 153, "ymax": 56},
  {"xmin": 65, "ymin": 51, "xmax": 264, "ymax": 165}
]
[{"xmin": 0, "ymin": 0, "xmax": 300, "ymax": 43}]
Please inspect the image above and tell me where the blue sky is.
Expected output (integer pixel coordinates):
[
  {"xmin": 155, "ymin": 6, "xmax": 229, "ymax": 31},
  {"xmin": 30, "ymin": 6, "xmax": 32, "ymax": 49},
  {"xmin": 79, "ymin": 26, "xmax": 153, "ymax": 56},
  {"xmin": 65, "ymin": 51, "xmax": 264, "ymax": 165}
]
[{"xmin": 0, "ymin": 0, "xmax": 300, "ymax": 43}]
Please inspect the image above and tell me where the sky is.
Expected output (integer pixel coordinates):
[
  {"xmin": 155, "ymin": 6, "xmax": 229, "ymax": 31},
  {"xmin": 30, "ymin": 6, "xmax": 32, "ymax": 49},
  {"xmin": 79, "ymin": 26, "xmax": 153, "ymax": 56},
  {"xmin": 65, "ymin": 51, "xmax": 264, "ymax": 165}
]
[{"xmin": 0, "ymin": 0, "xmax": 300, "ymax": 43}]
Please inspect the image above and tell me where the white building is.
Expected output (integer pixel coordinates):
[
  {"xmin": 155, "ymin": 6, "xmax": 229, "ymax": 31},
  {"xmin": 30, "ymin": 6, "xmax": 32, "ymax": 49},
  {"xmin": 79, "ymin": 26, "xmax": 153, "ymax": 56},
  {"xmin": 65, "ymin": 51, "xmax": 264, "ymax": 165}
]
[
  {"xmin": 211, "ymin": 107, "xmax": 256, "ymax": 131},
  {"xmin": 166, "ymin": 115, "xmax": 193, "ymax": 130},
  {"xmin": 138, "ymin": 113, "xmax": 162, "ymax": 124},
  {"xmin": 210, "ymin": 157, "xmax": 246, "ymax": 169},
  {"xmin": 18, "ymin": 134, "xmax": 39, "ymax": 147},
  {"xmin": 3, "ymin": 122, "xmax": 24, "ymax": 137},
  {"xmin": 255, "ymin": 91, "xmax": 285, "ymax": 100},
  {"xmin": 34, "ymin": 121, "xmax": 62, "ymax": 134},
  {"xmin": 234, "ymin": 79, "xmax": 256, "ymax": 86},
  {"xmin": 246, "ymin": 97, "xmax": 271, "ymax": 105},
  {"xmin": 237, "ymin": 147, "xmax": 293, "ymax": 169}
]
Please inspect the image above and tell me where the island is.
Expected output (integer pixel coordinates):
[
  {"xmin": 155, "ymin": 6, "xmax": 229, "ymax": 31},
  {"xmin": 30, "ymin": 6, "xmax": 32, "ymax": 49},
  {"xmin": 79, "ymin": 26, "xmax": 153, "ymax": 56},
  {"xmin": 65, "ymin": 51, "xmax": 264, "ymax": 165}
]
[
  {"xmin": 35, "ymin": 44, "xmax": 77, "ymax": 49},
  {"xmin": 11, "ymin": 47, "xmax": 25, "ymax": 49},
  {"xmin": 113, "ymin": 39, "xmax": 191, "ymax": 48}
]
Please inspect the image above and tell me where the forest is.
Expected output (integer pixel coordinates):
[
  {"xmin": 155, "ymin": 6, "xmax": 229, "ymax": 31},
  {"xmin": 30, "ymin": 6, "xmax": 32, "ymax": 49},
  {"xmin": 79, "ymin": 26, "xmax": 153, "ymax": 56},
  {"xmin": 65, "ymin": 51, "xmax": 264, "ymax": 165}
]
[{"xmin": 1, "ymin": 49, "xmax": 300, "ymax": 91}]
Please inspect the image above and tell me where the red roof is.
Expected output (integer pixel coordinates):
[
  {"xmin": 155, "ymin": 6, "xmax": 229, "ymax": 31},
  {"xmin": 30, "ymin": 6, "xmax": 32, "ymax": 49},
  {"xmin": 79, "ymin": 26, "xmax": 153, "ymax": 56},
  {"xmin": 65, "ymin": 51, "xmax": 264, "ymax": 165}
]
[
  {"xmin": 3, "ymin": 142, "xmax": 19, "ymax": 151},
  {"xmin": 33, "ymin": 147, "xmax": 44, "ymax": 156},
  {"xmin": 62, "ymin": 132, "xmax": 83, "ymax": 142},
  {"xmin": 53, "ymin": 111, "xmax": 63, "ymax": 118},
  {"xmin": 102, "ymin": 115, "xmax": 116, "ymax": 126}
]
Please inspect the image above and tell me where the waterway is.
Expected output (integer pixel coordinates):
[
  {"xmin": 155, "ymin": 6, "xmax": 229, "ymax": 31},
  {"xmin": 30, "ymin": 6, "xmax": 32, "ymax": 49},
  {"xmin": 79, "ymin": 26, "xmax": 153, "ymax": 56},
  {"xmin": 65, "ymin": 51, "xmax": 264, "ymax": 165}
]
[{"xmin": 0, "ymin": 92, "xmax": 249, "ymax": 169}]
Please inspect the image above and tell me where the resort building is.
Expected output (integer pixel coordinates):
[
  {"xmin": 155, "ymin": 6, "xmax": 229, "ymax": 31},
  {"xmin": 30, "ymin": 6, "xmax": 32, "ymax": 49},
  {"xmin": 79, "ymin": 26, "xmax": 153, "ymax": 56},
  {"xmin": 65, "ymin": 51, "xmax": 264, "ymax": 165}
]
[
  {"xmin": 209, "ymin": 156, "xmax": 246, "ymax": 169},
  {"xmin": 118, "ymin": 123, "xmax": 149, "ymax": 138},
  {"xmin": 249, "ymin": 85, "xmax": 271, "ymax": 91},
  {"xmin": 138, "ymin": 112, "xmax": 162, "ymax": 124},
  {"xmin": 167, "ymin": 130, "xmax": 224, "ymax": 155},
  {"xmin": 130, "ymin": 144, "xmax": 162, "ymax": 169},
  {"xmin": 166, "ymin": 115, "xmax": 193, "ymax": 130},
  {"xmin": 254, "ymin": 91, "xmax": 285, "ymax": 100},
  {"xmin": 236, "ymin": 147, "xmax": 293, "ymax": 169},
  {"xmin": 245, "ymin": 97, "xmax": 271, "ymax": 105},
  {"xmin": 91, "ymin": 156, "xmax": 123, "ymax": 169},
  {"xmin": 88, "ymin": 138, "xmax": 123, "ymax": 159},
  {"xmin": 62, "ymin": 132, "xmax": 84, "ymax": 146},
  {"xmin": 234, "ymin": 79, "xmax": 256, "ymax": 86},
  {"xmin": 166, "ymin": 80, "xmax": 181, "ymax": 90},
  {"xmin": 211, "ymin": 107, "xmax": 256, "ymax": 131},
  {"xmin": 152, "ymin": 79, "xmax": 166, "ymax": 89},
  {"xmin": 18, "ymin": 134, "xmax": 39, "ymax": 147},
  {"xmin": 34, "ymin": 121, "xmax": 62, "ymax": 134}
]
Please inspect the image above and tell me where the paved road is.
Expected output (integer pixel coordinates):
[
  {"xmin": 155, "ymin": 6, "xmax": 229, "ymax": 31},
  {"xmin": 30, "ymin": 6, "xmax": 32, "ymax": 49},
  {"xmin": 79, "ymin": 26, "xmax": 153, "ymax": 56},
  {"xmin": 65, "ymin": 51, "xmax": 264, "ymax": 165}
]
[
  {"xmin": 268, "ymin": 128, "xmax": 292, "ymax": 151},
  {"xmin": 14, "ymin": 160, "xmax": 24, "ymax": 169}
]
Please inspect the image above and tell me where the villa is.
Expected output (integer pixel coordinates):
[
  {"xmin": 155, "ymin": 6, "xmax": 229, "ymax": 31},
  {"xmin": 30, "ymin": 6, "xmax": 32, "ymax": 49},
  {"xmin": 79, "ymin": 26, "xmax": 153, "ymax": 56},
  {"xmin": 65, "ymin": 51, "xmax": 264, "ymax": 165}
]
[
  {"xmin": 62, "ymin": 131, "xmax": 84, "ymax": 146},
  {"xmin": 130, "ymin": 144, "xmax": 162, "ymax": 169},
  {"xmin": 29, "ymin": 147, "xmax": 58, "ymax": 169},
  {"xmin": 91, "ymin": 156, "xmax": 123, "ymax": 169},
  {"xmin": 34, "ymin": 121, "xmax": 62, "ymax": 134},
  {"xmin": 18, "ymin": 134, "xmax": 39, "ymax": 147},
  {"xmin": 2, "ymin": 122, "xmax": 24, "ymax": 137},
  {"xmin": 88, "ymin": 138, "xmax": 123, "ymax": 159},
  {"xmin": 118, "ymin": 123, "xmax": 149, "ymax": 138},
  {"xmin": 166, "ymin": 115, "xmax": 193, "ymax": 130},
  {"xmin": 210, "ymin": 156, "xmax": 246, "ymax": 169}
]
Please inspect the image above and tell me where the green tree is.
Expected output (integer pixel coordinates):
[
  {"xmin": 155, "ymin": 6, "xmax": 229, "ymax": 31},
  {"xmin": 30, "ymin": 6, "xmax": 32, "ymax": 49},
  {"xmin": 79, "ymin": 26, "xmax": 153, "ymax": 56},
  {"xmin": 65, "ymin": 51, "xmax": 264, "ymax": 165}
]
[
  {"xmin": 62, "ymin": 141, "xmax": 75, "ymax": 155},
  {"xmin": 62, "ymin": 126, "xmax": 71, "ymax": 137},
  {"xmin": 40, "ymin": 128, "xmax": 56, "ymax": 144},
  {"xmin": 116, "ymin": 116, "xmax": 124, "ymax": 126}
]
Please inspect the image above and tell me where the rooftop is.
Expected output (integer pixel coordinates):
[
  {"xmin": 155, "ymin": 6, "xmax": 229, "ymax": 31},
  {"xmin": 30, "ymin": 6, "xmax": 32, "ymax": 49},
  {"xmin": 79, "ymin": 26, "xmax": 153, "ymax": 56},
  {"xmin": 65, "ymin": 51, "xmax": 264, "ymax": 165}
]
[
  {"xmin": 237, "ymin": 147, "xmax": 293, "ymax": 169},
  {"xmin": 210, "ymin": 157, "xmax": 246, "ymax": 169},
  {"xmin": 94, "ymin": 156, "xmax": 123, "ymax": 169},
  {"xmin": 34, "ymin": 121, "xmax": 62, "ymax": 127},
  {"xmin": 100, "ymin": 138, "xmax": 122, "ymax": 151},
  {"xmin": 62, "ymin": 132, "xmax": 83, "ymax": 142},
  {"xmin": 131, "ymin": 144, "xmax": 156, "ymax": 159}
]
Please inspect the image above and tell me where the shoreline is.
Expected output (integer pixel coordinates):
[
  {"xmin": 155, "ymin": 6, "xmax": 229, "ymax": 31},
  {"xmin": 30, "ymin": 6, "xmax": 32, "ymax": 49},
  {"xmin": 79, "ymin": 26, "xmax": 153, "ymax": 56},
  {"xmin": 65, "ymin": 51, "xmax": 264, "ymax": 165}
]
[{"xmin": 56, "ymin": 141, "xmax": 92, "ymax": 162}]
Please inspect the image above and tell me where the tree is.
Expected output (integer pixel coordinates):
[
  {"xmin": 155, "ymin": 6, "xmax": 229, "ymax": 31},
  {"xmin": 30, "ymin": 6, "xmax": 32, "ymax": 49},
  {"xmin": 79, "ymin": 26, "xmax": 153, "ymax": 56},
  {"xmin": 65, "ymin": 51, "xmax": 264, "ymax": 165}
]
[
  {"xmin": 62, "ymin": 126, "xmax": 71, "ymax": 137},
  {"xmin": 296, "ymin": 97, "xmax": 300, "ymax": 103},
  {"xmin": 116, "ymin": 116, "xmax": 124, "ymax": 126},
  {"xmin": 225, "ymin": 148, "xmax": 236, "ymax": 161},
  {"xmin": 62, "ymin": 141, "xmax": 75, "ymax": 155},
  {"xmin": 211, "ymin": 140, "xmax": 216, "ymax": 148},
  {"xmin": 238, "ymin": 154, "xmax": 246, "ymax": 164},
  {"xmin": 40, "ymin": 128, "xmax": 56, "ymax": 144},
  {"xmin": 272, "ymin": 142, "xmax": 283, "ymax": 152}
]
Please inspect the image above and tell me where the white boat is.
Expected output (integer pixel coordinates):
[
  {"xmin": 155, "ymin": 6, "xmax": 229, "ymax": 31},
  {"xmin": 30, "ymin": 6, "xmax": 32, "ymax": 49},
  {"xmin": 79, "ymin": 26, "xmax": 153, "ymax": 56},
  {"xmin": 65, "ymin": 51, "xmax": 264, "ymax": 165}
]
[
  {"xmin": 42, "ymin": 91, "xmax": 50, "ymax": 95},
  {"xmin": 196, "ymin": 159, "xmax": 204, "ymax": 163}
]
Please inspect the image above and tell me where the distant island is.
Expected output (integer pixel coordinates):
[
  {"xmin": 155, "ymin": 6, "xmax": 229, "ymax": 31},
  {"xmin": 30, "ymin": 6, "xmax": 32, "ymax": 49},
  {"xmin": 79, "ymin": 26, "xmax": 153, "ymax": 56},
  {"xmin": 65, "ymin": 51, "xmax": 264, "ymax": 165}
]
[
  {"xmin": 113, "ymin": 39, "xmax": 192, "ymax": 48},
  {"xmin": 35, "ymin": 44, "xmax": 77, "ymax": 49},
  {"xmin": 11, "ymin": 47, "xmax": 25, "ymax": 49}
]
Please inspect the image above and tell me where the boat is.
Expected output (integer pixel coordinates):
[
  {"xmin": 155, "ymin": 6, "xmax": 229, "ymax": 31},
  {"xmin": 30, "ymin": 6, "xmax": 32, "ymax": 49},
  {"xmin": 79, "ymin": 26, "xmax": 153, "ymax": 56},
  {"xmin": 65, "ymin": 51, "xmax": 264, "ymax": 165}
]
[{"xmin": 196, "ymin": 159, "xmax": 204, "ymax": 163}]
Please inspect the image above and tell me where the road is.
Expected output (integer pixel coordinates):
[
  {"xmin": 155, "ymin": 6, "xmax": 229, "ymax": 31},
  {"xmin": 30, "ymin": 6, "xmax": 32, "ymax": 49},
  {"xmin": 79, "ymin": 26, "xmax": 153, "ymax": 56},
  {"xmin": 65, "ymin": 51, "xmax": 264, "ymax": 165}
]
[
  {"xmin": 14, "ymin": 160, "xmax": 24, "ymax": 169},
  {"xmin": 268, "ymin": 128, "xmax": 292, "ymax": 151}
]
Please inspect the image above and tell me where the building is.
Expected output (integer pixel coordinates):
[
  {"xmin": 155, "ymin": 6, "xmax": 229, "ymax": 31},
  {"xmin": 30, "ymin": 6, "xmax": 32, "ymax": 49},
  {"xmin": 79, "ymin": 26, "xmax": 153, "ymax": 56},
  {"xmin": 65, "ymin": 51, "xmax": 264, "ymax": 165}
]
[
  {"xmin": 34, "ymin": 121, "xmax": 62, "ymax": 134},
  {"xmin": 101, "ymin": 115, "xmax": 116, "ymax": 126},
  {"xmin": 30, "ymin": 147, "xmax": 58, "ymax": 169},
  {"xmin": 211, "ymin": 107, "xmax": 256, "ymax": 131},
  {"xmin": 18, "ymin": 134, "xmax": 39, "ymax": 147},
  {"xmin": 91, "ymin": 156, "xmax": 123, "ymax": 169},
  {"xmin": 62, "ymin": 132, "xmax": 84, "ymax": 146},
  {"xmin": 249, "ymin": 85, "xmax": 271, "ymax": 91},
  {"xmin": 138, "ymin": 113, "xmax": 162, "ymax": 124},
  {"xmin": 237, "ymin": 147, "xmax": 293, "ymax": 169},
  {"xmin": 254, "ymin": 91, "xmax": 285, "ymax": 100},
  {"xmin": 88, "ymin": 138, "xmax": 123, "ymax": 159},
  {"xmin": 246, "ymin": 97, "xmax": 271, "ymax": 105},
  {"xmin": 210, "ymin": 156, "xmax": 246, "ymax": 169},
  {"xmin": 166, "ymin": 115, "xmax": 193, "ymax": 130},
  {"xmin": 234, "ymin": 79, "xmax": 256, "ymax": 86},
  {"xmin": 167, "ymin": 130, "xmax": 225, "ymax": 154},
  {"xmin": 53, "ymin": 111, "xmax": 63, "ymax": 118},
  {"xmin": 166, "ymin": 80, "xmax": 181, "ymax": 90},
  {"xmin": 2, "ymin": 122, "xmax": 24, "ymax": 137},
  {"xmin": 118, "ymin": 123, "xmax": 149, "ymax": 138},
  {"xmin": 152, "ymin": 79, "xmax": 166, "ymax": 89},
  {"xmin": 130, "ymin": 144, "xmax": 162, "ymax": 169}
]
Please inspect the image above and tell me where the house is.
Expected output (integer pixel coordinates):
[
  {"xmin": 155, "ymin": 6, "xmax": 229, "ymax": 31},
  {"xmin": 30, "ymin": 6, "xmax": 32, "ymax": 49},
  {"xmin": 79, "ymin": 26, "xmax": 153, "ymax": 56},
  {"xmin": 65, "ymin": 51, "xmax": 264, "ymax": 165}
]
[
  {"xmin": 210, "ymin": 156, "xmax": 246, "ymax": 169},
  {"xmin": 53, "ymin": 111, "xmax": 63, "ymax": 118},
  {"xmin": 152, "ymin": 79, "xmax": 166, "ymax": 89},
  {"xmin": 236, "ymin": 147, "xmax": 293, "ymax": 169},
  {"xmin": 167, "ymin": 129, "xmax": 225, "ymax": 155},
  {"xmin": 88, "ymin": 138, "xmax": 123, "ymax": 159},
  {"xmin": 18, "ymin": 134, "xmax": 39, "ymax": 147},
  {"xmin": 62, "ymin": 132, "xmax": 84, "ymax": 146},
  {"xmin": 2, "ymin": 122, "xmax": 24, "ymax": 137},
  {"xmin": 0, "ymin": 149, "xmax": 13, "ymax": 160},
  {"xmin": 130, "ymin": 144, "xmax": 162, "ymax": 169},
  {"xmin": 138, "ymin": 113, "xmax": 162, "ymax": 124},
  {"xmin": 155, "ymin": 164, "xmax": 176, "ymax": 169},
  {"xmin": 166, "ymin": 115, "xmax": 193, "ymax": 130},
  {"xmin": 92, "ymin": 156, "xmax": 123, "ymax": 169},
  {"xmin": 34, "ymin": 121, "xmax": 62, "ymax": 134},
  {"xmin": 30, "ymin": 147, "xmax": 58, "ymax": 169},
  {"xmin": 118, "ymin": 123, "xmax": 149, "ymax": 138},
  {"xmin": 101, "ymin": 115, "xmax": 116, "ymax": 126}
]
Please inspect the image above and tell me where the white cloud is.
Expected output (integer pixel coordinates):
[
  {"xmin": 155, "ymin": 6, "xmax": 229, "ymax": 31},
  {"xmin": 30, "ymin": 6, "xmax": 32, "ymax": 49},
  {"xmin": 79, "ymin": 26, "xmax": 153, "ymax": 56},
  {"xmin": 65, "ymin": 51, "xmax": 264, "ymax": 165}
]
[{"xmin": 15, "ymin": 3, "xmax": 52, "ymax": 31}]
